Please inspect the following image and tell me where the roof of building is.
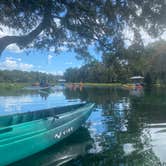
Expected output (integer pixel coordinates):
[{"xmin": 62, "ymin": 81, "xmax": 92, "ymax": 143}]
[{"xmin": 130, "ymin": 76, "xmax": 144, "ymax": 80}]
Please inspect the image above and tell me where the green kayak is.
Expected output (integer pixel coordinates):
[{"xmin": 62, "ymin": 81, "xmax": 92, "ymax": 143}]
[
  {"xmin": 0, "ymin": 103, "xmax": 94, "ymax": 165},
  {"xmin": 0, "ymin": 103, "xmax": 86, "ymax": 127}
]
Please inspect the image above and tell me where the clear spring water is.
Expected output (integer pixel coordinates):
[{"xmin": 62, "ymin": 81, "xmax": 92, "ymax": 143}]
[{"xmin": 1, "ymin": 87, "xmax": 166, "ymax": 166}]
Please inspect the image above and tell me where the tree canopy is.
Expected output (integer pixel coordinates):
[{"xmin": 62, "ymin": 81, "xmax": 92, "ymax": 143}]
[
  {"xmin": 64, "ymin": 40, "xmax": 166, "ymax": 84},
  {"xmin": 0, "ymin": 70, "xmax": 61, "ymax": 83},
  {"xmin": 1, "ymin": 0, "xmax": 166, "ymax": 58}
]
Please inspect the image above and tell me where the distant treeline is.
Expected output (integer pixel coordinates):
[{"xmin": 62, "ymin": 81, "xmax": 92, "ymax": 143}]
[
  {"xmin": 0, "ymin": 70, "xmax": 62, "ymax": 83},
  {"xmin": 64, "ymin": 40, "xmax": 166, "ymax": 85},
  {"xmin": 64, "ymin": 62, "xmax": 131, "ymax": 83}
]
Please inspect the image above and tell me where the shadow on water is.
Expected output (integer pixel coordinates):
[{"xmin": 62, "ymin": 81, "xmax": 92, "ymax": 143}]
[{"xmin": 2, "ymin": 86, "xmax": 166, "ymax": 165}]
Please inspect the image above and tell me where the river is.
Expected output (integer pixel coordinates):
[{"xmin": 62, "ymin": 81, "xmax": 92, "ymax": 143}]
[{"xmin": 0, "ymin": 86, "xmax": 166, "ymax": 166}]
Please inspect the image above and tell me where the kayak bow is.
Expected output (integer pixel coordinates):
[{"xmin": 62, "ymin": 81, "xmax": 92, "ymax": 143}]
[{"xmin": 0, "ymin": 103, "xmax": 94, "ymax": 165}]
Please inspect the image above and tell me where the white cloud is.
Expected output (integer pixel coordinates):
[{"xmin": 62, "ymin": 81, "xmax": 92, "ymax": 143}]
[
  {"xmin": 57, "ymin": 46, "xmax": 68, "ymax": 51},
  {"xmin": 34, "ymin": 69, "xmax": 63, "ymax": 76},
  {"xmin": 48, "ymin": 54, "xmax": 53, "ymax": 60},
  {"xmin": 65, "ymin": 62, "xmax": 73, "ymax": 65},
  {"xmin": 49, "ymin": 47, "xmax": 55, "ymax": 52},
  {"xmin": 6, "ymin": 44, "xmax": 23, "ymax": 53},
  {"xmin": 48, "ymin": 54, "xmax": 53, "ymax": 64},
  {"xmin": 140, "ymin": 29, "xmax": 158, "ymax": 46},
  {"xmin": 123, "ymin": 26, "xmax": 166, "ymax": 47},
  {"xmin": 123, "ymin": 26, "xmax": 134, "ymax": 47},
  {"xmin": 0, "ymin": 57, "xmax": 33, "ymax": 71},
  {"xmin": 0, "ymin": 57, "xmax": 64, "ymax": 75},
  {"xmin": 49, "ymin": 46, "xmax": 68, "ymax": 52}
]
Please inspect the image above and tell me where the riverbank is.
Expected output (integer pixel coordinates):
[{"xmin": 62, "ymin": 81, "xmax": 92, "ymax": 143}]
[
  {"xmin": 1, "ymin": 82, "xmax": 165, "ymax": 90},
  {"xmin": 0, "ymin": 83, "xmax": 29, "ymax": 89},
  {"xmin": 66, "ymin": 83, "xmax": 166, "ymax": 88},
  {"xmin": 66, "ymin": 83, "xmax": 122, "ymax": 87},
  {"xmin": 84, "ymin": 83, "xmax": 122, "ymax": 87}
]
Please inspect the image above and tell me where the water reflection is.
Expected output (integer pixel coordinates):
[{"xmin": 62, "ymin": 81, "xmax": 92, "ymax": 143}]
[
  {"xmin": 0, "ymin": 96, "xmax": 33, "ymax": 113},
  {"xmin": 1, "ymin": 87, "xmax": 166, "ymax": 165},
  {"xmin": 145, "ymin": 123, "xmax": 166, "ymax": 163},
  {"xmin": 64, "ymin": 87, "xmax": 166, "ymax": 165},
  {"xmin": 129, "ymin": 88, "xmax": 144, "ymax": 97},
  {"xmin": 0, "ymin": 89, "xmax": 80, "ymax": 115}
]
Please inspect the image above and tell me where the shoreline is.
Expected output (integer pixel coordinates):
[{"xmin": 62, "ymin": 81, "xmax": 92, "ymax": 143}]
[{"xmin": 1, "ymin": 82, "xmax": 166, "ymax": 90}]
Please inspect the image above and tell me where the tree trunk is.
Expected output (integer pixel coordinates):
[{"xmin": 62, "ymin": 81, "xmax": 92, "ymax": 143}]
[
  {"xmin": 0, "ymin": 20, "xmax": 45, "ymax": 55},
  {"xmin": 0, "ymin": 0, "xmax": 52, "ymax": 55}
]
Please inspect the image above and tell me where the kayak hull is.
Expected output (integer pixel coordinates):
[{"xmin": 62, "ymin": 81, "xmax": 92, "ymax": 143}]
[
  {"xmin": 0, "ymin": 103, "xmax": 94, "ymax": 165},
  {"xmin": 0, "ymin": 103, "xmax": 86, "ymax": 127}
]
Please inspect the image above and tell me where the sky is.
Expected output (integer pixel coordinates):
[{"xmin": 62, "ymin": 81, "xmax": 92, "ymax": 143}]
[
  {"xmin": 0, "ymin": 46, "xmax": 85, "ymax": 76},
  {"xmin": 0, "ymin": 25, "xmax": 102, "ymax": 75},
  {"xmin": 0, "ymin": 43, "xmax": 102, "ymax": 75},
  {"xmin": 0, "ymin": 25, "xmax": 86, "ymax": 76}
]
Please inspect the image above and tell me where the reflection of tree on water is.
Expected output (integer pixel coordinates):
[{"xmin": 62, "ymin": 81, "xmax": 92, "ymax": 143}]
[
  {"xmin": 63, "ymin": 87, "xmax": 163, "ymax": 165},
  {"xmin": 131, "ymin": 88, "xmax": 166, "ymax": 124},
  {"xmin": 0, "ymin": 88, "xmax": 38, "ymax": 96},
  {"xmin": 64, "ymin": 87, "xmax": 129, "ymax": 108}
]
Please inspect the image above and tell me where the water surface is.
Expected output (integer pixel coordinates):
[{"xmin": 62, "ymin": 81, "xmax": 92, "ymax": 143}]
[{"xmin": 1, "ymin": 87, "xmax": 166, "ymax": 166}]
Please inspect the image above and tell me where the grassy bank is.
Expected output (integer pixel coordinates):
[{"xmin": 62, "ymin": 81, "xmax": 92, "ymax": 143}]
[
  {"xmin": 67, "ymin": 83, "xmax": 122, "ymax": 87},
  {"xmin": 0, "ymin": 83, "xmax": 29, "ymax": 89}
]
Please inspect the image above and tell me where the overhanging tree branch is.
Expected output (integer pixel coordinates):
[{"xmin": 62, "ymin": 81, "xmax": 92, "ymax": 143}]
[
  {"xmin": 0, "ymin": 0, "xmax": 52, "ymax": 55},
  {"xmin": 0, "ymin": 21, "xmax": 44, "ymax": 55}
]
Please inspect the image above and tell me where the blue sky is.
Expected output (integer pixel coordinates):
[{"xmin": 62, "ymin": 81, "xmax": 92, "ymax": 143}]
[
  {"xmin": 0, "ymin": 42, "xmax": 102, "ymax": 75},
  {"xmin": 0, "ymin": 47, "xmax": 85, "ymax": 75},
  {"xmin": 0, "ymin": 25, "xmax": 103, "ymax": 76}
]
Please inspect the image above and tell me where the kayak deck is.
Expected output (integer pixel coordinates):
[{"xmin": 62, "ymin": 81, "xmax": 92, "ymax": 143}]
[
  {"xmin": 0, "ymin": 103, "xmax": 86, "ymax": 128},
  {"xmin": 0, "ymin": 103, "xmax": 94, "ymax": 166},
  {"xmin": 0, "ymin": 103, "xmax": 94, "ymax": 146}
]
